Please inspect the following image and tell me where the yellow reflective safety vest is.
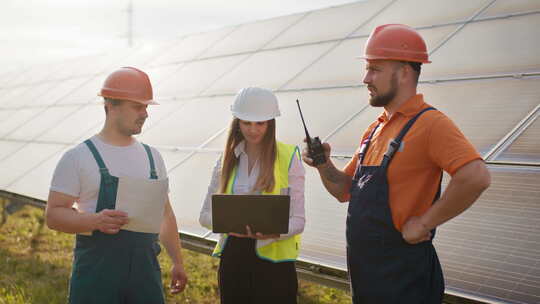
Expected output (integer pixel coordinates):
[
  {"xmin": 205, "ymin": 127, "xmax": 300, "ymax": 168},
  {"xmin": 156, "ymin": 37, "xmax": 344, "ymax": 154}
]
[{"xmin": 212, "ymin": 141, "xmax": 302, "ymax": 263}]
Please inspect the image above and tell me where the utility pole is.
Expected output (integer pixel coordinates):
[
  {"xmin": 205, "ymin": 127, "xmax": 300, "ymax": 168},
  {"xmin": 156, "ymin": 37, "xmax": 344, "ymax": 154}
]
[{"xmin": 127, "ymin": 0, "xmax": 133, "ymax": 47}]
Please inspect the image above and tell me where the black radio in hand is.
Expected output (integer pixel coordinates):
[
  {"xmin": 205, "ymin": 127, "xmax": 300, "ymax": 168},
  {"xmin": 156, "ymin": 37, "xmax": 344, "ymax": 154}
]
[{"xmin": 296, "ymin": 99, "xmax": 326, "ymax": 166}]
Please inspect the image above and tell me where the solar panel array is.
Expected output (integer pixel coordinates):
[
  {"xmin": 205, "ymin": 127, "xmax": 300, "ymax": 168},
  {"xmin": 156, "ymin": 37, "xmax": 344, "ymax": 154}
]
[{"xmin": 1, "ymin": 1, "xmax": 539, "ymax": 303}]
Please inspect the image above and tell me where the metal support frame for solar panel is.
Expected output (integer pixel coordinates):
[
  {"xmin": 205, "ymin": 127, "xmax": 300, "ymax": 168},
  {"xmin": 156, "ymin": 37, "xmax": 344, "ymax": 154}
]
[
  {"xmin": 0, "ymin": 191, "xmax": 351, "ymax": 290},
  {"xmin": 485, "ymin": 105, "xmax": 540, "ymax": 162}
]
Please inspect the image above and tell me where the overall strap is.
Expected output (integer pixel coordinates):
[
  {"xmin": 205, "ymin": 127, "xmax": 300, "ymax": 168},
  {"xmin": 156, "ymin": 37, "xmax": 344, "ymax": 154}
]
[
  {"xmin": 381, "ymin": 107, "xmax": 436, "ymax": 168},
  {"xmin": 84, "ymin": 139, "xmax": 112, "ymax": 183},
  {"xmin": 429, "ymin": 170, "xmax": 444, "ymax": 241},
  {"xmin": 359, "ymin": 124, "xmax": 380, "ymax": 165},
  {"xmin": 142, "ymin": 143, "xmax": 158, "ymax": 180}
]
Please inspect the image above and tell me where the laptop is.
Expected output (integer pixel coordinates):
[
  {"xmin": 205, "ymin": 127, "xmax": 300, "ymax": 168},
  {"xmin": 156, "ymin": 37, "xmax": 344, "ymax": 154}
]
[{"xmin": 211, "ymin": 194, "xmax": 290, "ymax": 234}]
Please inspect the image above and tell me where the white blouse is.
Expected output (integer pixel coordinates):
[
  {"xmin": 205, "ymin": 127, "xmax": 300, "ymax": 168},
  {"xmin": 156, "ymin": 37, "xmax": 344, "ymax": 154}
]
[{"xmin": 199, "ymin": 141, "xmax": 305, "ymax": 239}]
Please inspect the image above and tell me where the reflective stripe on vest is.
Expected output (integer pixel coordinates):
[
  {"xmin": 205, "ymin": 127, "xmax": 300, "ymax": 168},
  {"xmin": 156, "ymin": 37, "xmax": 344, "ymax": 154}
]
[{"xmin": 212, "ymin": 141, "xmax": 301, "ymax": 263}]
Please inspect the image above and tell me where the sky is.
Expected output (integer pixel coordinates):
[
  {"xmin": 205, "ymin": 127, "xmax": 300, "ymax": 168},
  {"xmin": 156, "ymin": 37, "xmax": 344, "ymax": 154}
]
[{"xmin": 1, "ymin": 0, "xmax": 357, "ymax": 72}]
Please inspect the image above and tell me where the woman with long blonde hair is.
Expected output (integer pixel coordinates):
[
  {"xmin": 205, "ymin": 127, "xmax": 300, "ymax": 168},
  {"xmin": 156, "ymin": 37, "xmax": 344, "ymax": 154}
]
[{"xmin": 199, "ymin": 87, "xmax": 305, "ymax": 303}]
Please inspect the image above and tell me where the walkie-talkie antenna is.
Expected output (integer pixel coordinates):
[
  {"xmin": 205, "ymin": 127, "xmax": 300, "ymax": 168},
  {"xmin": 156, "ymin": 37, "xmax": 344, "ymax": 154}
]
[
  {"xmin": 296, "ymin": 99, "xmax": 326, "ymax": 166},
  {"xmin": 296, "ymin": 99, "xmax": 312, "ymax": 142}
]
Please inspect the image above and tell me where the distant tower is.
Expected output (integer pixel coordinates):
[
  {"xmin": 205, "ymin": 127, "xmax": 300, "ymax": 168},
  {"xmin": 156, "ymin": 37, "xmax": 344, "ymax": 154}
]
[{"xmin": 127, "ymin": 0, "xmax": 133, "ymax": 47}]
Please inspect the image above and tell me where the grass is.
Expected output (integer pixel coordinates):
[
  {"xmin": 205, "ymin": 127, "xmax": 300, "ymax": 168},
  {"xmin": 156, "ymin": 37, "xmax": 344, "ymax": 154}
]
[{"xmin": 0, "ymin": 203, "xmax": 351, "ymax": 304}]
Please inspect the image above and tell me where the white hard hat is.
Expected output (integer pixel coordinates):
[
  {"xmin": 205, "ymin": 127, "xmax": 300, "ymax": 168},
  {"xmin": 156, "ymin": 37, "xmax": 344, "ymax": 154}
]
[{"xmin": 231, "ymin": 87, "xmax": 281, "ymax": 122}]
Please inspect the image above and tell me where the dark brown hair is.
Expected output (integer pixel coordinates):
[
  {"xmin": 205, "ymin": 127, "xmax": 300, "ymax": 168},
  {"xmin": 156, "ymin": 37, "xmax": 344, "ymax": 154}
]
[{"xmin": 103, "ymin": 98, "xmax": 124, "ymax": 114}]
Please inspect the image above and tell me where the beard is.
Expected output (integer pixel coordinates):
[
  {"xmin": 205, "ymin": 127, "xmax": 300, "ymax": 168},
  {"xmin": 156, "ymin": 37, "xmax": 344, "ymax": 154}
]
[
  {"xmin": 116, "ymin": 118, "xmax": 145, "ymax": 136},
  {"xmin": 368, "ymin": 72, "xmax": 398, "ymax": 107},
  {"xmin": 130, "ymin": 119, "xmax": 145, "ymax": 135}
]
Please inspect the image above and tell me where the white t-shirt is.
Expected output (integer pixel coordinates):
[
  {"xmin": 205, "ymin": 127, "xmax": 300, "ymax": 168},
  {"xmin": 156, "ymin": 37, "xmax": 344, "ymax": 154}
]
[{"xmin": 50, "ymin": 135, "xmax": 167, "ymax": 213}]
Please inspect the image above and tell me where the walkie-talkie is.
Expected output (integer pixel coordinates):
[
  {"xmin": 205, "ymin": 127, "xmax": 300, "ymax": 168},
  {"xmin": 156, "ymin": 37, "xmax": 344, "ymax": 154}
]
[{"xmin": 296, "ymin": 99, "xmax": 326, "ymax": 166}]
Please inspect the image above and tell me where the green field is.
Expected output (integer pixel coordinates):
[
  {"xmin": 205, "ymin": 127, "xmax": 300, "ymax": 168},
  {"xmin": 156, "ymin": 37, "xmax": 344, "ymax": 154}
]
[{"xmin": 0, "ymin": 203, "xmax": 350, "ymax": 304}]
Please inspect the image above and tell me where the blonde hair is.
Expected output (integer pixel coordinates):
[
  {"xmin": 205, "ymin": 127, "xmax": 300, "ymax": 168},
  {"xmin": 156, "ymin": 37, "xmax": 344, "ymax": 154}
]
[{"xmin": 219, "ymin": 118, "xmax": 277, "ymax": 193}]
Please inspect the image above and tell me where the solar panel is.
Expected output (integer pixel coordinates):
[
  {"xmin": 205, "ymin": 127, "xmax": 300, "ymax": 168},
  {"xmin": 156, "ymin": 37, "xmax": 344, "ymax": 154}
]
[
  {"xmin": 139, "ymin": 97, "xmax": 231, "ymax": 148},
  {"xmin": 495, "ymin": 114, "xmax": 540, "ymax": 163},
  {"xmin": 282, "ymin": 25, "xmax": 459, "ymax": 90},
  {"xmin": 3, "ymin": 83, "xmax": 54, "ymax": 108},
  {"xmin": 424, "ymin": 13, "xmax": 540, "ymax": 79},
  {"xmin": 353, "ymin": 0, "xmax": 490, "ymax": 35},
  {"xmin": 480, "ymin": 0, "xmax": 540, "ymax": 18},
  {"xmin": 436, "ymin": 167, "xmax": 540, "ymax": 304},
  {"xmin": 202, "ymin": 13, "xmax": 305, "ymax": 58},
  {"xmin": 148, "ymin": 27, "xmax": 237, "ymax": 66},
  {"xmin": 33, "ymin": 78, "xmax": 92, "ymax": 107},
  {"xmin": 300, "ymin": 157, "xmax": 349, "ymax": 269},
  {"xmin": 205, "ymin": 41, "xmax": 336, "ymax": 95},
  {"xmin": 36, "ymin": 104, "xmax": 104, "ymax": 144},
  {"xmin": 0, "ymin": 108, "xmax": 43, "ymax": 138},
  {"xmin": 144, "ymin": 65, "xmax": 185, "ymax": 88},
  {"xmin": 167, "ymin": 151, "xmax": 221, "ymax": 236},
  {"xmin": 264, "ymin": 0, "xmax": 391, "ymax": 49},
  {"xmin": 276, "ymin": 89, "xmax": 370, "ymax": 150},
  {"xmin": 6, "ymin": 106, "xmax": 79, "ymax": 141},
  {"xmin": 155, "ymin": 54, "xmax": 249, "ymax": 99},
  {"xmin": 419, "ymin": 78, "xmax": 540, "ymax": 155},
  {"xmin": 54, "ymin": 78, "xmax": 105, "ymax": 104},
  {"xmin": 0, "ymin": 142, "xmax": 64, "ymax": 189},
  {"xmin": 6, "ymin": 148, "xmax": 66, "ymax": 200}
]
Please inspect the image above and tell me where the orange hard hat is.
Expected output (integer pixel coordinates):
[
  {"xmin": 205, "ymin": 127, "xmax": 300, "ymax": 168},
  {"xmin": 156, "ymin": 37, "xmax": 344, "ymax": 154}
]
[
  {"xmin": 99, "ymin": 67, "xmax": 158, "ymax": 105},
  {"xmin": 362, "ymin": 24, "xmax": 431, "ymax": 63}
]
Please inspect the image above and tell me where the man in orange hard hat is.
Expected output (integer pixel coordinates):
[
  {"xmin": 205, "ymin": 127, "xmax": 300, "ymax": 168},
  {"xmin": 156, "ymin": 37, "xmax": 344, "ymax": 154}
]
[
  {"xmin": 46, "ymin": 67, "xmax": 188, "ymax": 303},
  {"xmin": 303, "ymin": 24, "xmax": 491, "ymax": 303}
]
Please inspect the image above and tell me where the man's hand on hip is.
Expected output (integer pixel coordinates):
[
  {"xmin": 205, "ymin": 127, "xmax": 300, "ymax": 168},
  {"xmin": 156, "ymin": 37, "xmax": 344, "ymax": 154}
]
[{"xmin": 402, "ymin": 216, "xmax": 431, "ymax": 244}]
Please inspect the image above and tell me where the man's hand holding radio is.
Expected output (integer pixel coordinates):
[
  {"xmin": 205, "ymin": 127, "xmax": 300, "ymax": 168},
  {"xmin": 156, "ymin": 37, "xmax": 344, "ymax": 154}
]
[{"xmin": 302, "ymin": 138, "xmax": 331, "ymax": 168}]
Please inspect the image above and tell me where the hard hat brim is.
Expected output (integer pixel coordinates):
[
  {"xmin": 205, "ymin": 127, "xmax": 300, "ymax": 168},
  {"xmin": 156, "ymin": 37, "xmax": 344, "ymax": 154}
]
[
  {"xmin": 99, "ymin": 93, "xmax": 159, "ymax": 105},
  {"xmin": 355, "ymin": 55, "xmax": 431, "ymax": 64},
  {"xmin": 232, "ymin": 111, "xmax": 280, "ymax": 122}
]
